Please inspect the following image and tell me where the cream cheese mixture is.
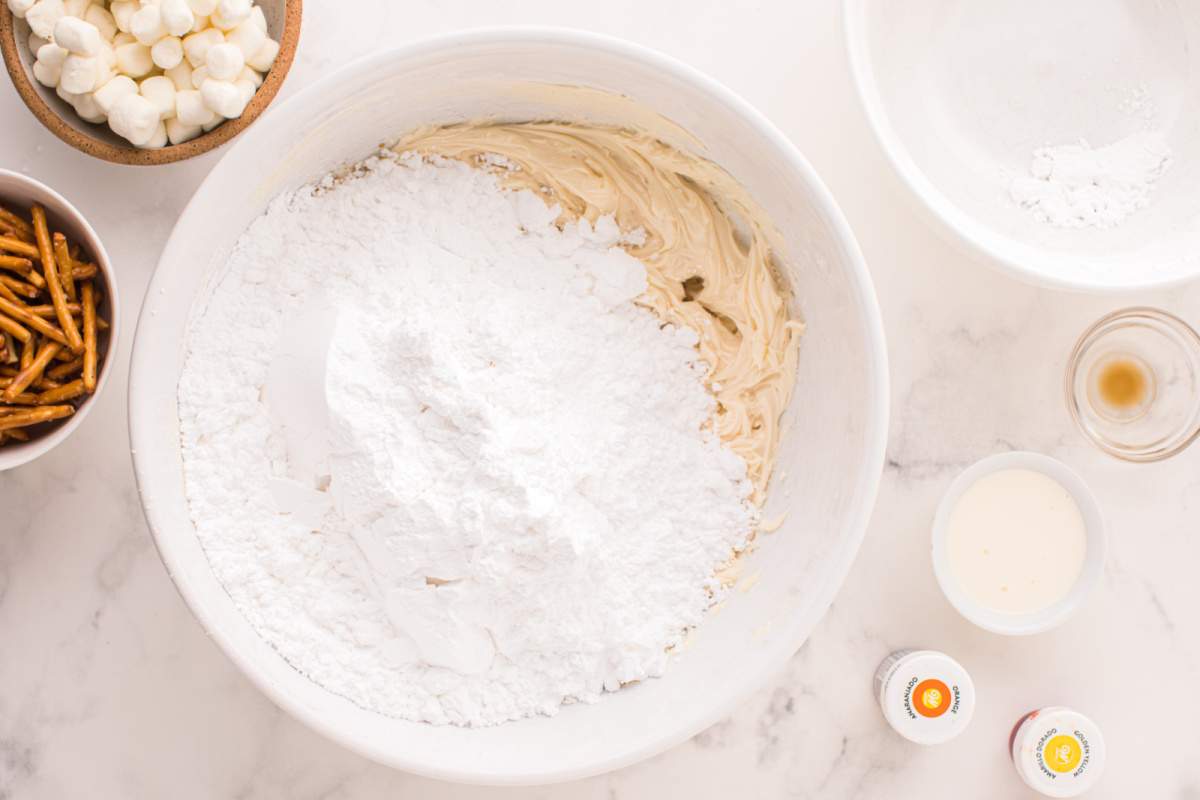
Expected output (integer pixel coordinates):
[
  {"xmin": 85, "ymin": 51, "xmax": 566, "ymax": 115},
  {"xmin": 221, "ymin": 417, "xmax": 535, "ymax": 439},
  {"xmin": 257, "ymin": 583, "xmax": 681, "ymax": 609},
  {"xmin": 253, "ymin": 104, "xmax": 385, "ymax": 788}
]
[{"xmin": 178, "ymin": 121, "xmax": 802, "ymax": 726}]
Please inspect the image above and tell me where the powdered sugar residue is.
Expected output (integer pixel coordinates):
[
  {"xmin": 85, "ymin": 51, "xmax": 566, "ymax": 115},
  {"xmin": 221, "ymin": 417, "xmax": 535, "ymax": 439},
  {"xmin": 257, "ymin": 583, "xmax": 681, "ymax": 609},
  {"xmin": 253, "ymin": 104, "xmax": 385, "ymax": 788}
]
[{"xmin": 1009, "ymin": 132, "xmax": 1172, "ymax": 229}]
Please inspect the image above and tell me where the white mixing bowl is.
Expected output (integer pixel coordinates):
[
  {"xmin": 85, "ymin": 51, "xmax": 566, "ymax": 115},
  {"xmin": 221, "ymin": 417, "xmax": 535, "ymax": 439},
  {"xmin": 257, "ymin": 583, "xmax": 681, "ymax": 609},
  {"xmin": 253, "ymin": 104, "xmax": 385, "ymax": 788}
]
[
  {"xmin": 845, "ymin": 0, "xmax": 1200, "ymax": 291},
  {"xmin": 129, "ymin": 28, "xmax": 888, "ymax": 785}
]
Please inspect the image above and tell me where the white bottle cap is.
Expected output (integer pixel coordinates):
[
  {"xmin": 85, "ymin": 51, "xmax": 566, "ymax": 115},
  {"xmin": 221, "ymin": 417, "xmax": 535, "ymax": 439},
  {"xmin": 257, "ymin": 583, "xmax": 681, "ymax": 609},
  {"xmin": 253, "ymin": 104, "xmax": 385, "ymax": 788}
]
[
  {"xmin": 1010, "ymin": 707, "xmax": 1106, "ymax": 797},
  {"xmin": 874, "ymin": 649, "xmax": 976, "ymax": 744}
]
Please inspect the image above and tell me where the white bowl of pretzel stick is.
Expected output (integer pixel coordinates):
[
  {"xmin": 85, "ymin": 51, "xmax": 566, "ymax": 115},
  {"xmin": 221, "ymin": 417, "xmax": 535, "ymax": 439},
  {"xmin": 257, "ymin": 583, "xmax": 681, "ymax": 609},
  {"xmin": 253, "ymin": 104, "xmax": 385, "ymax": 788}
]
[{"xmin": 0, "ymin": 168, "xmax": 118, "ymax": 471}]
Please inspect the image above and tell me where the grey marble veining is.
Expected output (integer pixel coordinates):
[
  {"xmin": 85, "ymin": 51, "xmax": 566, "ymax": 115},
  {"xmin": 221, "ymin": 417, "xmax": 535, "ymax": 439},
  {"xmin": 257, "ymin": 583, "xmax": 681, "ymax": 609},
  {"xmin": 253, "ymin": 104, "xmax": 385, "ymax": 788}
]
[{"xmin": 3, "ymin": 1, "xmax": 1199, "ymax": 798}]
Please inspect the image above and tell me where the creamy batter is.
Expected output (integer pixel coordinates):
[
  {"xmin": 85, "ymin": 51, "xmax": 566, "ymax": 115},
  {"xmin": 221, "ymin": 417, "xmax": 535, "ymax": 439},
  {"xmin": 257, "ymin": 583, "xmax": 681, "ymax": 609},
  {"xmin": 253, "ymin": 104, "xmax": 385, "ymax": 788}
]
[{"xmin": 395, "ymin": 123, "xmax": 803, "ymax": 503}]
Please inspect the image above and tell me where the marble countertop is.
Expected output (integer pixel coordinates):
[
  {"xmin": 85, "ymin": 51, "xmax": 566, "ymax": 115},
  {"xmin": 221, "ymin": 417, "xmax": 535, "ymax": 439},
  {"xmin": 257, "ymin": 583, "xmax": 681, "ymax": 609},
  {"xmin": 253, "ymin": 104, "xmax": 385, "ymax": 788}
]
[{"xmin": 3, "ymin": 1, "xmax": 1198, "ymax": 798}]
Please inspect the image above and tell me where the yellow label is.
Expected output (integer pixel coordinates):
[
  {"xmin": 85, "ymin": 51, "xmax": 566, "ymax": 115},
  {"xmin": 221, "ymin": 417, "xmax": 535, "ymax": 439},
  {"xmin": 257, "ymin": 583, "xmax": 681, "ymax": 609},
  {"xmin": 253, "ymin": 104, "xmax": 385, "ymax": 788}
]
[{"xmin": 1043, "ymin": 734, "xmax": 1082, "ymax": 773}]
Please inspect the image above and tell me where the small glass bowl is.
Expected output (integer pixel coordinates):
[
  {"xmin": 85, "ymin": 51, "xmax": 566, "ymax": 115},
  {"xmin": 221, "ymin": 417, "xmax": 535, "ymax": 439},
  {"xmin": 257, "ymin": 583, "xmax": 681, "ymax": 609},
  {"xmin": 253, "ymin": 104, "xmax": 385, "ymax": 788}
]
[{"xmin": 1066, "ymin": 308, "xmax": 1200, "ymax": 462}]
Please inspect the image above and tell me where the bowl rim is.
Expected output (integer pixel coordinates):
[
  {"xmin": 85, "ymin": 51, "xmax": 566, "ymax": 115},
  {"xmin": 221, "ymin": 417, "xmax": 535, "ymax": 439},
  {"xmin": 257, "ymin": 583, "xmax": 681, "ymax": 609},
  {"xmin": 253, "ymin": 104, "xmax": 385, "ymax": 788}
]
[
  {"xmin": 930, "ymin": 451, "xmax": 1107, "ymax": 636},
  {"xmin": 841, "ymin": 0, "xmax": 1195, "ymax": 294},
  {"xmin": 0, "ymin": 168, "xmax": 121, "ymax": 472},
  {"xmin": 0, "ymin": 0, "xmax": 302, "ymax": 166},
  {"xmin": 128, "ymin": 25, "xmax": 891, "ymax": 784}
]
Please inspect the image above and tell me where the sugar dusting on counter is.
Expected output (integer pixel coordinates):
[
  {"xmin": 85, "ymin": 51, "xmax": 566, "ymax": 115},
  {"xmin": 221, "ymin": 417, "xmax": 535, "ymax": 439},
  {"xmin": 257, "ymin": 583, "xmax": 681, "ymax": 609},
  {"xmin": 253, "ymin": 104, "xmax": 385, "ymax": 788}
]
[
  {"xmin": 178, "ymin": 151, "xmax": 759, "ymax": 725},
  {"xmin": 1010, "ymin": 132, "xmax": 1172, "ymax": 229}
]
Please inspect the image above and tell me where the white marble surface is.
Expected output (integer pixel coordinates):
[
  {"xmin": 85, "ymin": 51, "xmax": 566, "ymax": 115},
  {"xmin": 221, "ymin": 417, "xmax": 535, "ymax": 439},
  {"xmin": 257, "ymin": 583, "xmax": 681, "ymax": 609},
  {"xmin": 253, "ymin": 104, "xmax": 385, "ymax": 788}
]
[{"xmin": 2, "ymin": 1, "xmax": 1199, "ymax": 798}]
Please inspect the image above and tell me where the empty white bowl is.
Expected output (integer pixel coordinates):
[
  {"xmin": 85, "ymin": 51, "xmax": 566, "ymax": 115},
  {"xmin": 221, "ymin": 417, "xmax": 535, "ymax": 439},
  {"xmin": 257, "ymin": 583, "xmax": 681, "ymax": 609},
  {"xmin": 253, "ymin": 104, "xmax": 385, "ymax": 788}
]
[
  {"xmin": 931, "ymin": 452, "xmax": 1106, "ymax": 636},
  {"xmin": 845, "ymin": 0, "xmax": 1200, "ymax": 291},
  {"xmin": 128, "ymin": 28, "xmax": 889, "ymax": 784},
  {"xmin": 0, "ymin": 169, "xmax": 119, "ymax": 472}
]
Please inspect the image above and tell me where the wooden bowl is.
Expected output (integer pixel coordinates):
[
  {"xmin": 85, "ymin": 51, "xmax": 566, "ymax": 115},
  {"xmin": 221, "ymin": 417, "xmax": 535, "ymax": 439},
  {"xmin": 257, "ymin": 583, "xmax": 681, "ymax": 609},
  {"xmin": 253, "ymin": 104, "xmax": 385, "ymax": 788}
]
[{"xmin": 0, "ymin": 1, "xmax": 301, "ymax": 166}]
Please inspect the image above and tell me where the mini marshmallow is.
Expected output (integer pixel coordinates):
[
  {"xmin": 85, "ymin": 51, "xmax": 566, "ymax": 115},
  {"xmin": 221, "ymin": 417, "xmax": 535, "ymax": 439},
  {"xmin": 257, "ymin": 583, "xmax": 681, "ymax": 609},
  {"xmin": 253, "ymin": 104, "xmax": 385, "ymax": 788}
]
[
  {"xmin": 237, "ymin": 64, "xmax": 261, "ymax": 88},
  {"xmin": 190, "ymin": 13, "xmax": 208, "ymax": 32},
  {"xmin": 233, "ymin": 77, "xmax": 254, "ymax": 107},
  {"xmin": 137, "ymin": 121, "xmax": 168, "ymax": 149},
  {"xmin": 25, "ymin": 0, "xmax": 65, "ymax": 40},
  {"xmin": 130, "ymin": 4, "xmax": 166, "ymax": 45},
  {"xmin": 164, "ymin": 60, "xmax": 193, "ymax": 90},
  {"xmin": 182, "ymin": 26, "xmax": 223, "ymax": 66},
  {"xmin": 204, "ymin": 42, "xmax": 242, "ymax": 80},
  {"xmin": 113, "ymin": 31, "xmax": 136, "ymax": 47},
  {"xmin": 210, "ymin": 0, "xmax": 250, "ymax": 30},
  {"xmin": 109, "ymin": 0, "xmax": 136, "ymax": 33},
  {"xmin": 97, "ymin": 38, "xmax": 116, "ymax": 68},
  {"xmin": 140, "ymin": 74, "xmax": 177, "ymax": 119},
  {"xmin": 71, "ymin": 90, "xmax": 106, "ymax": 123},
  {"xmin": 32, "ymin": 59, "xmax": 61, "ymax": 88},
  {"xmin": 247, "ymin": 4, "xmax": 265, "ymax": 31},
  {"xmin": 246, "ymin": 37, "xmax": 278, "ymax": 72},
  {"xmin": 160, "ymin": 0, "xmax": 194, "ymax": 37},
  {"xmin": 7, "ymin": 0, "xmax": 37, "ymax": 19},
  {"xmin": 93, "ymin": 74, "xmax": 137, "ymax": 113},
  {"xmin": 174, "ymin": 88, "xmax": 216, "ymax": 126},
  {"xmin": 36, "ymin": 41, "xmax": 69, "ymax": 67},
  {"xmin": 151, "ymin": 35, "xmax": 184, "ymax": 68},
  {"xmin": 83, "ymin": 4, "xmax": 118, "ymax": 41},
  {"xmin": 54, "ymin": 16, "xmax": 102, "ymax": 56},
  {"xmin": 224, "ymin": 18, "xmax": 265, "ymax": 60},
  {"xmin": 59, "ymin": 53, "xmax": 98, "ymax": 93},
  {"xmin": 202, "ymin": 115, "xmax": 222, "ymax": 132},
  {"xmin": 199, "ymin": 77, "xmax": 245, "ymax": 118},
  {"xmin": 165, "ymin": 116, "xmax": 202, "ymax": 144},
  {"xmin": 186, "ymin": 0, "xmax": 216, "ymax": 15},
  {"xmin": 62, "ymin": 0, "xmax": 88, "ymax": 17},
  {"xmin": 55, "ymin": 84, "xmax": 77, "ymax": 104},
  {"xmin": 108, "ymin": 92, "xmax": 160, "ymax": 145},
  {"xmin": 114, "ymin": 41, "xmax": 154, "ymax": 77}
]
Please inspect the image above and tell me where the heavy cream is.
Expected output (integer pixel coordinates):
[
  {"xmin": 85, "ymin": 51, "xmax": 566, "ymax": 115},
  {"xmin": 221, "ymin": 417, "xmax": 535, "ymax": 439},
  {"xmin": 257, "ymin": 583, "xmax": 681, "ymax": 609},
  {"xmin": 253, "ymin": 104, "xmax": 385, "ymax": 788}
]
[{"xmin": 946, "ymin": 468, "xmax": 1087, "ymax": 615}]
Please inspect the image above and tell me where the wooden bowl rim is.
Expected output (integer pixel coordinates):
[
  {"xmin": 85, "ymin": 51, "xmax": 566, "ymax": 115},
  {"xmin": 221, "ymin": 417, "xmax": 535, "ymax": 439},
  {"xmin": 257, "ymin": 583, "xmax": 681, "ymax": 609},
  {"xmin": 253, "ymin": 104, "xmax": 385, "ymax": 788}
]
[{"xmin": 0, "ymin": 1, "xmax": 302, "ymax": 166}]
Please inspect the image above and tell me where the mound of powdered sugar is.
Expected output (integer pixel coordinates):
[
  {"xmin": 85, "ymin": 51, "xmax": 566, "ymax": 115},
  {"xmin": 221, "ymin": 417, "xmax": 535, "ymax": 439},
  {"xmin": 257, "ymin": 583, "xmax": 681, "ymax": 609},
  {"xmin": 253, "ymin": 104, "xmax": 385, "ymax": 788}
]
[
  {"xmin": 178, "ymin": 152, "xmax": 757, "ymax": 726},
  {"xmin": 1009, "ymin": 132, "xmax": 1172, "ymax": 229}
]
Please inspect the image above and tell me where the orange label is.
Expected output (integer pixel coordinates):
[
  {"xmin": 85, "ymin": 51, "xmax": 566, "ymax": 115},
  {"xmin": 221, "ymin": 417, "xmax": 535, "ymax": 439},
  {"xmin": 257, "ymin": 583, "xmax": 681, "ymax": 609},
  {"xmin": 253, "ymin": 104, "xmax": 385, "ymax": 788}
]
[{"xmin": 913, "ymin": 678, "xmax": 951, "ymax": 718}]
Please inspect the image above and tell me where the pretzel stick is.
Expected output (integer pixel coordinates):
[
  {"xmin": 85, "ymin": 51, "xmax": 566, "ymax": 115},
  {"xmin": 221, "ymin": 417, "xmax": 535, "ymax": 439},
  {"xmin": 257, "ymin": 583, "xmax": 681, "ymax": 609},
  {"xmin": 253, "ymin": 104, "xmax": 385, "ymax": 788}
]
[
  {"xmin": 0, "ymin": 235, "xmax": 39, "ymax": 258},
  {"xmin": 0, "ymin": 274, "xmax": 40, "ymax": 299},
  {"xmin": 19, "ymin": 336, "xmax": 33, "ymax": 370},
  {"xmin": 0, "ymin": 311, "xmax": 32, "ymax": 344},
  {"xmin": 0, "ymin": 256, "xmax": 45, "ymax": 289},
  {"xmin": 0, "ymin": 281, "xmax": 21, "ymax": 305},
  {"xmin": 0, "ymin": 253, "xmax": 36, "ymax": 273},
  {"xmin": 3, "ymin": 340, "xmax": 62, "ymax": 401},
  {"xmin": 71, "ymin": 262, "xmax": 97, "ymax": 280},
  {"xmin": 0, "ymin": 207, "xmax": 34, "ymax": 240},
  {"xmin": 52, "ymin": 233, "xmax": 76, "ymax": 301},
  {"xmin": 36, "ymin": 379, "xmax": 85, "ymax": 405},
  {"xmin": 0, "ymin": 405, "xmax": 74, "ymax": 431},
  {"xmin": 4, "ymin": 427, "xmax": 29, "ymax": 441},
  {"xmin": 0, "ymin": 376, "xmax": 59, "ymax": 389},
  {"xmin": 47, "ymin": 356, "xmax": 84, "ymax": 380},
  {"xmin": 31, "ymin": 205, "xmax": 82, "ymax": 353},
  {"xmin": 25, "ymin": 303, "xmax": 84, "ymax": 317},
  {"xmin": 0, "ymin": 295, "xmax": 69, "ymax": 346},
  {"xmin": 81, "ymin": 282, "xmax": 98, "ymax": 392}
]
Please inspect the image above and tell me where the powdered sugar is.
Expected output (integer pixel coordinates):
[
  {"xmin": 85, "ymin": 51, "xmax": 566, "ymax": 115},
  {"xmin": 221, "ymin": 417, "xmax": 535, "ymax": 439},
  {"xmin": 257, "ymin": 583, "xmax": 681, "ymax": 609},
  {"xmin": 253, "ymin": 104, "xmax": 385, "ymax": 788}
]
[
  {"xmin": 178, "ymin": 152, "xmax": 757, "ymax": 726},
  {"xmin": 1009, "ymin": 132, "xmax": 1172, "ymax": 229}
]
